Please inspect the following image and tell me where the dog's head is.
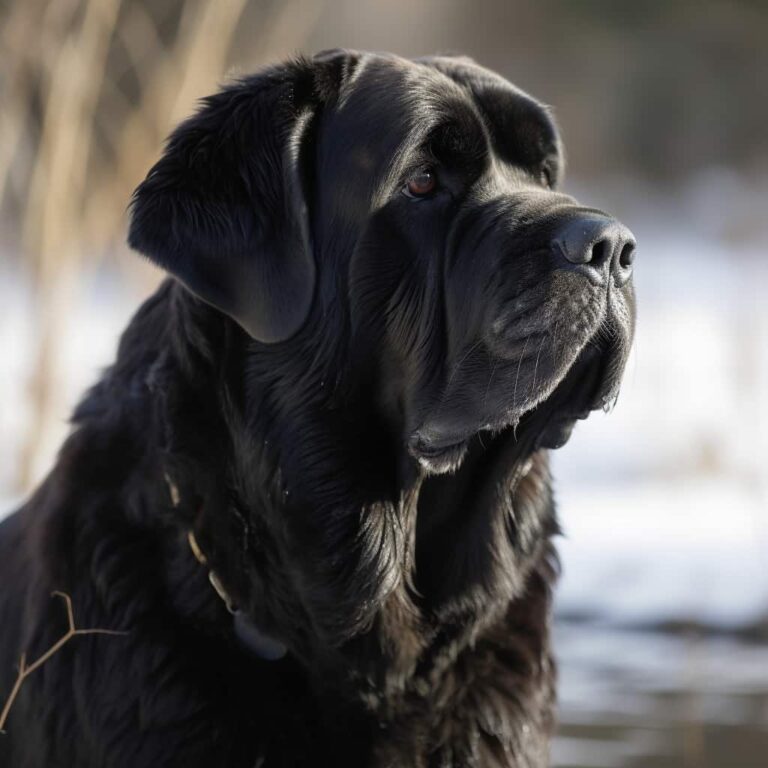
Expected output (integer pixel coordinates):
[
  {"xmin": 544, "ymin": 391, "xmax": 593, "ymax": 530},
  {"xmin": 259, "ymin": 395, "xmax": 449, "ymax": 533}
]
[
  {"xmin": 129, "ymin": 51, "xmax": 635, "ymax": 481},
  {"xmin": 128, "ymin": 52, "xmax": 635, "ymax": 667}
]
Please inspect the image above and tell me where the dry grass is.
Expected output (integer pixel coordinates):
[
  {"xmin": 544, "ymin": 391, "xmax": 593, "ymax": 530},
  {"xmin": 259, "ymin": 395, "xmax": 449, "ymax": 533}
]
[
  {"xmin": 0, "ymin": 592, "xmax": 127, "ymax": 733},
  {"xmin": 0, "ymin": 0, "xmax": 322, "ymax": 491}
]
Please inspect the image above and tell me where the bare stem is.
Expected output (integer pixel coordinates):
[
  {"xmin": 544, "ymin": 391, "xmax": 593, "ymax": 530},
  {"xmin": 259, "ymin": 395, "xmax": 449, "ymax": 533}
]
[{"xmin": 0, "ymin": 592, "xmax": 127, "ymax": 733}]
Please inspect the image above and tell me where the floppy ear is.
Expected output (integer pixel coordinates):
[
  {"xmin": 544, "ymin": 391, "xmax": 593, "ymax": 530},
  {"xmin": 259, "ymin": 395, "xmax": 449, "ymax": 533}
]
[{"xmin": 129, "ymin": 60, "xmax": 325, "ymax": 342}]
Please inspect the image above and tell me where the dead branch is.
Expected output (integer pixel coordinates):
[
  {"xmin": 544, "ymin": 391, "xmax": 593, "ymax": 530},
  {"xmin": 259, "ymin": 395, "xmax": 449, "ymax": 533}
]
[{"xmin": 0, "ymin": 591, "xmax": 127, "ymax": 733}]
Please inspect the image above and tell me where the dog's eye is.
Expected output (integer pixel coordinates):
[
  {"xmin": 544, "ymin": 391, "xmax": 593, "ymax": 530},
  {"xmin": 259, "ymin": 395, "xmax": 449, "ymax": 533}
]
[{"xmin": 403, "ymin": 168, "xmax": 437, "ymax": 199}]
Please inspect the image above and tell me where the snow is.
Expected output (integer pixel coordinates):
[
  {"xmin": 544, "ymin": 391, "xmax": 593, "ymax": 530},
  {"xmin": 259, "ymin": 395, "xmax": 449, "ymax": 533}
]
[
  {"xmin": 551, "ymin": 189, "xmax": 768, "ymax": 630},
  {"xmin": 554, "ymin": 479, "xmax": 768, "ymax": 628},
  {"xmin": 0, "ymin": 263, "xmax": 151, "ymax": 503}
]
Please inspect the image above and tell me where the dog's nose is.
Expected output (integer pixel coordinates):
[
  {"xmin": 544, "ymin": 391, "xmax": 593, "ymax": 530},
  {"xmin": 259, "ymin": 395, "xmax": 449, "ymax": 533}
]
[{"xmin": 552, "ymin": 214, "xmax": 636, "ymax": 285}]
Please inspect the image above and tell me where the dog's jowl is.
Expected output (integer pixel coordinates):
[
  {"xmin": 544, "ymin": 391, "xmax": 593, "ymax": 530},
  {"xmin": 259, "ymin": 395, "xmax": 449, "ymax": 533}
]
[{"xmin": 0, "ymin": 51, "xmax": 635, "ymax": 767}]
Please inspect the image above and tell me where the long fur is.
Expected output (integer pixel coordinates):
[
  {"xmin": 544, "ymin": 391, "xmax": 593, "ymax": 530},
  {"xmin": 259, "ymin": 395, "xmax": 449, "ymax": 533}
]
[{"xmin": 0, "ymin": 50, "xmax": 634, "ymax": 767}]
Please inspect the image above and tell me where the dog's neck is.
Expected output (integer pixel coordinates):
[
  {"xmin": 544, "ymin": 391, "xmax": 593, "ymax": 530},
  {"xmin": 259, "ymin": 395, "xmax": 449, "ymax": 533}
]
[
  {"xmin": 80, "ymin": 282, "xmax": 558, "ymax": 758},
  {"xmin": 180, "ymin": 520, "xmax": 287, "ymax": 661},
  {"xmin": 132, "ymin": 287, "xmax": 552, "ymax": 637},
  {"xmin": 164, "ymin": 430, "xmax": 556, "ymax": 692}
]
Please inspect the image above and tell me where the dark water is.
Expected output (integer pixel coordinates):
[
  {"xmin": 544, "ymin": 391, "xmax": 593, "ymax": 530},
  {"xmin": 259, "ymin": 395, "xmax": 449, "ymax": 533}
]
[{"xmin": 553, "ymin": 623, "xmax": 768, "ymax": 768}]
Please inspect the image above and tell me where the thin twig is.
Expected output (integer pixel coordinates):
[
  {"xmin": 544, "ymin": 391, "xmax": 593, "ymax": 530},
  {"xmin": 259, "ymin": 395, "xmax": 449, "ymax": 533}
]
[{"xmin": 0, "ymin": 591, "xmax": 127, "ymax": 733}]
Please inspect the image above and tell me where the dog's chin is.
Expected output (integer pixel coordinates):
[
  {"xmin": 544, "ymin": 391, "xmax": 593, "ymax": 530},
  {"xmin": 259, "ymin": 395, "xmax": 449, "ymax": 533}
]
[
  {"xmin": 535, "ymin": 417, "xmax": 580, "ymax": 450},
  {"xmin": 530, "ymin": 328, "xmax": 629, "ymax": 450},
  {"xmin": 411, "ymin": 331, "xmax": 628, "ymax": 475}
]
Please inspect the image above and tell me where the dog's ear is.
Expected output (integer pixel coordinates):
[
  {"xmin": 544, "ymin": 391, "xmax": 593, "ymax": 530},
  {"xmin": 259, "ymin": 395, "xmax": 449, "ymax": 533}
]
[{"xmin": 129, "ymin": 56, "xmax": 352, "ymax": 343}]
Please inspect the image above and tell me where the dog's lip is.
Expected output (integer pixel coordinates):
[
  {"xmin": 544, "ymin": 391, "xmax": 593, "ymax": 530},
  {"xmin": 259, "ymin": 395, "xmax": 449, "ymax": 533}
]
[
  {"xmin": 408, "ymin": 436, "xmax": 469, "ymax": 474},
  {"xmin": 410, "ymin": 314, "xmax": 628, "ymax": 464},
  {"xmin": 409, "ymin": 435, "xmax": 467, "ymax": 458}
]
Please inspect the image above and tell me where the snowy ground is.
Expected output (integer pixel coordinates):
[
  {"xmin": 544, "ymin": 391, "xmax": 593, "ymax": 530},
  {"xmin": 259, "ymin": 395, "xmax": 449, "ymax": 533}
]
[{"xmin": 551, "ymin": 175, "xmax": 768, "ymax": 632}]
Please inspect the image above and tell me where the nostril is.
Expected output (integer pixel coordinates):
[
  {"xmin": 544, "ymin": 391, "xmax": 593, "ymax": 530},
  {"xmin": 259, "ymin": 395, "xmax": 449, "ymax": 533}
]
[
  {"xmin": 590, "ymin": 239, "xmax": 608, "ymax": 266},
  {"xmin": 619, "ymin": 241, "xmax": 636, "ymax": 269}
]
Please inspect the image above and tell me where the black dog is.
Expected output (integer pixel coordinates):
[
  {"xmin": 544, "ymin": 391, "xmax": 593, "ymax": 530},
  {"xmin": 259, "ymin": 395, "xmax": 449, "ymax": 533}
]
[{"xmin": 0, "ymin": 50, "xmax": 635, "ymax": 767}]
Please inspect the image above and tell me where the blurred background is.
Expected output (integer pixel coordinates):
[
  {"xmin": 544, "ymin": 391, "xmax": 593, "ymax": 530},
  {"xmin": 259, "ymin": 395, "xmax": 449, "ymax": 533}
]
[{"xmin": 1, "ymin": 0, "xmax": 767, "ymax": 765}]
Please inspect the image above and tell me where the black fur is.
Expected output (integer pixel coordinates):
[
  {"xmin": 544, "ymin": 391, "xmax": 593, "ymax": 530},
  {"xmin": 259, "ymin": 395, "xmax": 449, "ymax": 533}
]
[{"xmin": 0, "ymin": 50, "xmax": 635, "ymax": 767}]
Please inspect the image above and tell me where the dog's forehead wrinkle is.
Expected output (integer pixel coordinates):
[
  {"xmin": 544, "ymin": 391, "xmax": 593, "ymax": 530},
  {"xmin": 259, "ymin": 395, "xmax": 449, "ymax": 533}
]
[
  {"xmin": 334, "ymin": 51, "xmax": 372, "ymax": 109},
  {"xmin": 329, "ymin": 58, "xmax": 497, "ymax": 210},
  {"xmin": 489, "ymin": 156, "xmax": 544, "ymax": 190},
  {"xmin": 371, "ymin": 129, "xmax": 432, "ymax": 210},
  {"xmin": 422, "ymin": 56, "xmax": 562, "ymax": 160},
  {"xmin": 467, "ymin": 174, "xmax": 566, "ymax": 222}
]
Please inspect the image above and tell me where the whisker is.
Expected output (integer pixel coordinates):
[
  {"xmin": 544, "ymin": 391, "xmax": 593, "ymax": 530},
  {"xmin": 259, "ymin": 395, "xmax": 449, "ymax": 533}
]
[
  {"xmin": 446, "ymin": 338, "xmax": 484, "ymax": 389},
  {"xmin": 548, "ymin": 317, "xmax": 562, "ymax": 371},
  {"xmin": 482, "ymin": 354, "xmax": 501, "ymax": 412},
  {"xmin": 530, "ymin": 332, "xmax": 548, "ymax": 400},
  {"xmin": 512, "ymin": 333, "xmax": 532, "ymax": 415},
  {"xmin": 431, "ymin": 337, "xmax": 485, "ymax": 423}
]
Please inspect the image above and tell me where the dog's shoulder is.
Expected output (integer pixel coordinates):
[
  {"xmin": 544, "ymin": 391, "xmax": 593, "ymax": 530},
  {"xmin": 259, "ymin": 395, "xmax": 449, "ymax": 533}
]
[{"xmin": 0, "ymin": 283, "xmax": 268, "ymax": 766}]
